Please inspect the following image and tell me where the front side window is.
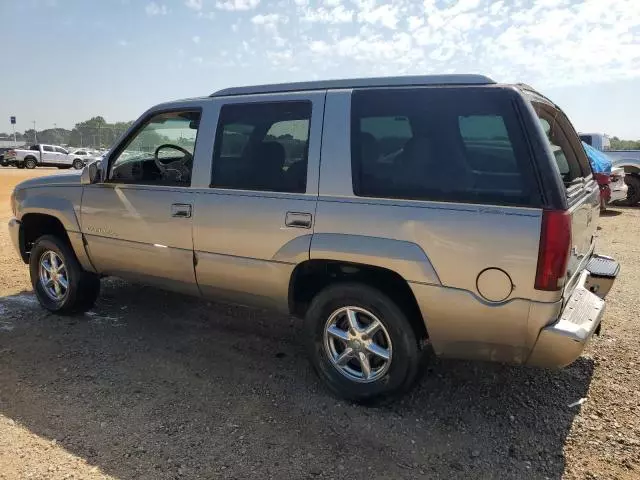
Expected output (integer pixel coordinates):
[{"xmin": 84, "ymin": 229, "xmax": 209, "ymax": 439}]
[
  {"xmin": 212, "ymin": 101, "xmax": 311, "ymax": 193},
  {"xmin": 108, "ymin": 110, "xmax": 200, "ymax": 186},
  {"xmin": 351, "ymin": 88, "xmax": 539, "ymax": 205},
  {"xmin": 55, "ymin": 147, "xmax": 68, "ymax": 154}
]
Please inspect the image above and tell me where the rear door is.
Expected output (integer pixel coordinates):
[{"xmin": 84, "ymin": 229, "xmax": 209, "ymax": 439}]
[
  {"xmin": 192, "ymin": 92, "xmax": 324, "ymax": 312},
  {"xmin": 531, "ymin": 100, "xmax": 599, "ymax": 297}
]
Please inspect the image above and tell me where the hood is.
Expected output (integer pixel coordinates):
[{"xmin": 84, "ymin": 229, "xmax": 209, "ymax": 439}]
[{"xmin": 14, "ymin": 172, "xmax": 82, "ymax": 190}]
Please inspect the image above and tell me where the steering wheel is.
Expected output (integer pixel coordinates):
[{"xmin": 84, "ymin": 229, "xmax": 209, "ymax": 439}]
[{"xmin": 154, "ymin": 144, "xmax": 193, "ymax": 182}]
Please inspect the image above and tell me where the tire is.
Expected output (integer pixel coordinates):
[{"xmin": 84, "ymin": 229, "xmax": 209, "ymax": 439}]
[
  {"xmin": 305, "ymin": 282, "xmax": 424, "ymax": 404},
  {"xmin": 24, "ymin": 157, "xmax": 37, "ymax": 169},
  {"xmin": 29, "ymin": 235, "xmax": 100, "ymax": 314},
  {"xmin": 625, "ymin": 174, "xmax": 640, "ymax": 206},
  {"xmin": 72, "ymin": 159, "xmax": 84, "ymax": 169},
  {"xmin": 16, "ymin": 163, "xmax": 25, "ymax": 169}
]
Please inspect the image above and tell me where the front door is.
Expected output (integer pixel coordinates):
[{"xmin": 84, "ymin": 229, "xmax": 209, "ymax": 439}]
[
  {"xmin": 41, "ymin": 145, "xmax": 57, "ymax": 164},
  {"xmin": 80, "ymin": 110, "xmax": 202, "ymax": 295},
  {"xmin": 192, "ymin": 93, "xmax": 324, "ymax": 311}
]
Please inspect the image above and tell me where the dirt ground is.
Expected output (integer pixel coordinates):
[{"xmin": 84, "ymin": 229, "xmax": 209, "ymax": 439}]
[{"xmin": 0, "ymin": 167, "xmax": 638, "ymax": 480}]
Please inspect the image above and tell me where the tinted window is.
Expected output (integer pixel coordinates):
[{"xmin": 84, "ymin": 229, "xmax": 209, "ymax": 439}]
[
  {"xmin": 55, "ymin": 147, "xmax": 67, "ymax": 154},
  {"xmin": 212, "ymin": 101, "xmax": 311, "ymax": 193},
  {"xmin": 43, "ymin": 145, "xmax": 54, "ymax": 152},
  {"xmin": 108, "ymin": 110, "xmax": 200, "ymax": 186},
  {"xmin": 76, "ymin": 150, "xmax": 87, "ymax": 156},
  {"xmin": 533, "ymin": 103, "xmax": 592, "ymax": 184},
  {"xmin": 351, "ymin": 88, "xmax": 539, "ymax": 206}
]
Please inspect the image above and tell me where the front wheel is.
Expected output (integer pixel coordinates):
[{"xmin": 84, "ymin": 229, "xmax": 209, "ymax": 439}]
[
  {"xmin": 305, "ymin": 283, "xmax": 424, "ymax": 404},
  {"xmin": 29, "ymin": 235, "xmax": 100, "ymax": 314},
  {"xmin": 625, "ymin": 174, "xmax": 640, "ymax": 206},
  {"xmin": 72, "ymin": 159, "xmax": 84, "ymax": 169}
]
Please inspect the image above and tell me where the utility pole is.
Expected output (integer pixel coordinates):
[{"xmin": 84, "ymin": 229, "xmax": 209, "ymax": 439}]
[
  {"xmin": 79, "ymin": 131, "xmax": 83, "ymax": 147},
  {"xmin": 33, "ymin": 121, "xmax": 37, "ymax": 144},
  {"xmin": 54, "ymin": 123, "xmax": 57, "ymax": 145}
]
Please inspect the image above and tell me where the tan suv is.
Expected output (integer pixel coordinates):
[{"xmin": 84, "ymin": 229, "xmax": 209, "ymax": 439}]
[{"xmin": 8, "ymin": 75, "xmax": 619, "ymax": 402}]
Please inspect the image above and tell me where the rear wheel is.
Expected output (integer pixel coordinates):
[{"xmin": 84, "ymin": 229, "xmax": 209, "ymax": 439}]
[
  {"xmin": 24, "ymin": 157, "xmax": 37, "ymax": 169},
  {"xmin": 305, "ymin": 283, "xmax": 424, "ymax": 404},
  {"xmin": 625, "ymin": 174, "xmax": 640, "ymax": 206},
  {"xmin": 72, "ymin": 159, "xmax": 84, "ymax": 169},
  {"xmin": 29, "ymin": 235, "xmax": 100, "ymax": 314},
  {"xmin": 16, "ymin": 163, "xmax": 25, "ymax": 169}
]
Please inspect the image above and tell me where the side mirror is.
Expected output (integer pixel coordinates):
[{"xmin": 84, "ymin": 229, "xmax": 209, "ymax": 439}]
[{"xmin": 80, "ymin": 159, "xmax": 103, "ymax": 185}]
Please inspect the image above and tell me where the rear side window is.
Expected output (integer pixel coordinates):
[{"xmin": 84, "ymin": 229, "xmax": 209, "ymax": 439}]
[
  {"xmin": 533, "ymin": 102, "xmax": 592, "ymax": 185},
  {"xmin": 212, "ymin": 101, "xmax": 311, "ymax": 193},
  {"xmin": 351, "ymin": 87, "xmax": 540, "ymax": 206},
  {"xmin": 43, "ymin": 145, "xmax": 54, "ymax": 152}
]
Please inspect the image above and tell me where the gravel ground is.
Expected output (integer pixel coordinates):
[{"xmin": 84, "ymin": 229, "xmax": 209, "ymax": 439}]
[{"xmin": 0, "ymin": 168, "xmax": 639, "ymax": 479}]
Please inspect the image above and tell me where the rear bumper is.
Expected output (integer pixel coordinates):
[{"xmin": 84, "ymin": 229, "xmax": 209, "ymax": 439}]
[
  {"xmin": 527, "ymin": 256, "xmax": 618, "ymax": 368},
  {"xmin": 610, "ymin": 182, "xmax": 628, "ymax": 203}
]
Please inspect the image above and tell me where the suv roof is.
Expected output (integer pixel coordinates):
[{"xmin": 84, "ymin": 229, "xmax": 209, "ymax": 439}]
[{"xmin": 210, "ymin": 74, "xmax": 495, "ymax": 98}]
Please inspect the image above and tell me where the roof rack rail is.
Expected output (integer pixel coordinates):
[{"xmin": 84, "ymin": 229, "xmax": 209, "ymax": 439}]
[{"xmin": 211, "ymin": 74, "xmax": 495, "ymax": 97}]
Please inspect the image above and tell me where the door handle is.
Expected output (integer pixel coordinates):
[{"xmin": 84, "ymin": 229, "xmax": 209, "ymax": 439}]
[
  {"xmin": 171, "ymin": 203, "xmax": 192, "ymax": 218},
  {"xmin": 285, "ymin": 211, "xmax": 312, "ymax": 229}
]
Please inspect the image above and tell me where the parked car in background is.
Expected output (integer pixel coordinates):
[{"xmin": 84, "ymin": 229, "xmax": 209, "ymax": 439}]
[
  {"xmin": 69, "ymin": 149, "xmax": 99, "ymax": 167},
  {"xmin": 8, "ymin": 75, "xmax": 619, "ymax": 403},
  {"xmin": 5, "ymin": 144, "xmax": 79, "ymax": 169},
  {"xmin": 580, "ymin": 133, "xmax": 640, "ymax": 205},
  {"xmin": 1, "ymin": 147, "xmax": 15, "ymax": 166},
  {"xmin": 582, "ymin": 141, "xmax": 627, "ymax": 210}
]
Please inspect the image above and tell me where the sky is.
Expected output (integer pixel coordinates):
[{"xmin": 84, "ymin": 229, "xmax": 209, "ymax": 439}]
[{"xmin": 1, "ymin": 0, "xmax": 640, "ymax": 138}]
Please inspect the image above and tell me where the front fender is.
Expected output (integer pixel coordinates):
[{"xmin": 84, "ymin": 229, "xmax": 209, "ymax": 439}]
[{"xmin": 15, "ymin": 189, "xmax": 82, "ymax": 232}]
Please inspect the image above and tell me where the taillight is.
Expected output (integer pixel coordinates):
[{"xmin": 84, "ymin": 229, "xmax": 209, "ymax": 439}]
[
  {"xmin": 535, "ymin": 209, "xmax": 572, "ymax": 291},
  {"xmin": 594, "ymin": 172, "xmax": 610, "ymax": 185}
]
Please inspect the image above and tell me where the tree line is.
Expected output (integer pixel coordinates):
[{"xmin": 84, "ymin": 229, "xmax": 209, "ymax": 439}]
[{"xmin": 0, "ymin": 116, "xmax": 133, "ymax": 149}]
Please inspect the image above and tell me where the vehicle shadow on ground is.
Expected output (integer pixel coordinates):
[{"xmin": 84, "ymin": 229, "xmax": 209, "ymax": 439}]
[
  {"xmin": 600, "ymin": 209, "xmax": 623, "ymax": 217},
  {"xmin": 0, "ymin": 281, "xmax": 595, "ymax": 480}
]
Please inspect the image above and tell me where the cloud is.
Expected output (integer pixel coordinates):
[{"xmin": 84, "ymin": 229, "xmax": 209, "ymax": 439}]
[
  {"xmin": 206, "ymin": 0, "xmax": 640, "ymax": 89},
  {"xmin": 185, "ymin": 0, "xmax": 203, "ymax": 10},
  {"xmin": 216, "ymin": 0, "xmax": 260, "ymax": 11},
  {"xmin": 192, "ymin": 35, "xmax": 201, "ymax": 44},
  {"xmin": 145, "ymin": 2, "xmax": 167, "ymax": 15},
  {"xmin": 301, "ymin": 5, "xmax": 354, "ymax": 24},
  {"xmin": 251, "ymin": 13, "xmax": 283, "ymax": 26},
  {"xmin": 357, "ymin": 4, "xmax": 399, "ymax": 30}
]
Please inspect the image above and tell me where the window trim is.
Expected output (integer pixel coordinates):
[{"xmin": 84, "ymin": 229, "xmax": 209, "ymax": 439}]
[
  {"xmin": 105, "ymin": 107, "xmax": 202, "ymax": 186},
  {"xmin": 209, "ymin": 100, "xmax": 312, "ymax": 194}
]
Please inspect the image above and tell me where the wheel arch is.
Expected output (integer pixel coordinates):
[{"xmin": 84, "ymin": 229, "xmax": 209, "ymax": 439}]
[
  {"xmin": 18, "ymin": 213, "xmax": 71, "ymax": 263},
  {"xmin": 288, "ymin": 259, "xmax": 429, "ymax": 342}
]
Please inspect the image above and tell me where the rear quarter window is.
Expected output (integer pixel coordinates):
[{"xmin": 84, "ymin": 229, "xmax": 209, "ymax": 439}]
[{"xmin": 350, "ymin": 87, "xmax": 541, "ymax": 206}]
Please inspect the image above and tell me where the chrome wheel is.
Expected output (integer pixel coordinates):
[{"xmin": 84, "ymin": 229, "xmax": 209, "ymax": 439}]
[
  {"xmin": 323, "ymin": 306, "xmax": 392, "ymax": 383},
  {"xmin": 39, "ymin": 251, "xmax": 68, "ymax": 301}
]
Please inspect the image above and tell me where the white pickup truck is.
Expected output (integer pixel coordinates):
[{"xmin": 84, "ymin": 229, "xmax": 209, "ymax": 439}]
[
  {"xmin": 580, "ymin": 133, "xmax": 640, "ymax": 205},
  {"xmin": 6, "ymin": 144, "xmax": 85, "ymax": 170}
]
